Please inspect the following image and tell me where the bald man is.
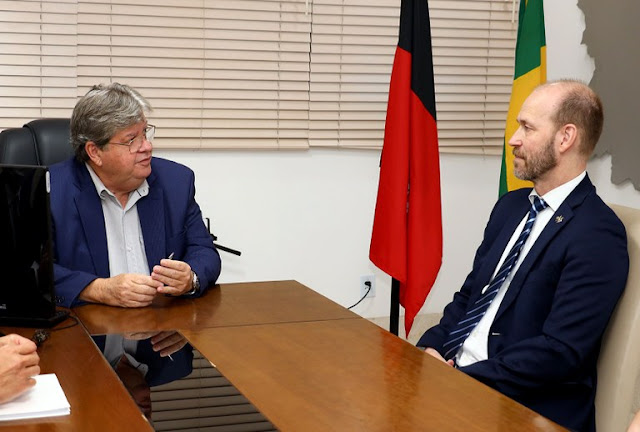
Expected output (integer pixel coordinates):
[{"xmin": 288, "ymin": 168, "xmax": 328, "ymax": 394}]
[{"xmin": 417, "ymin": 80, "xmax": 629, "ymax": 431}]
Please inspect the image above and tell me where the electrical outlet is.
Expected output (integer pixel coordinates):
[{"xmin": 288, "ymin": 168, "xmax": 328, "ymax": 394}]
[{"xmin": 360, "ymin": 275, "xmax": 376, "ymax": 298}]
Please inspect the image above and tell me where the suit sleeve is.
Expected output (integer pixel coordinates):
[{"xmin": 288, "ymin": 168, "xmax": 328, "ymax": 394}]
[
  {"xmin": 180, "ymin": 170, "xmax": 221, "ymax": 295},
  {"xmin": 416, "ymin": 194, "xmax": 512, "ymax": 350},
  {"xmin": 51, "ymin": 202, "xmax": 99, "ymax": 308},
  {"xmin": 53, "ymin": 263, "xmax": 97, "ymax": 307},
  {"xmin": 459, "ymin": 212, "xmax": 629, "ymax": 397}
]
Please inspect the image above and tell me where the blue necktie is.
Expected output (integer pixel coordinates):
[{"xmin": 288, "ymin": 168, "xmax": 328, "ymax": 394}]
[{"xmin": 442, "ymin": 196, "xmax": 549, "ymax": 361}]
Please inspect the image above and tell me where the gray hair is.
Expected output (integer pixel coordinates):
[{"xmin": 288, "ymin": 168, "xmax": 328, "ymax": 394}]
[{"xmin": 71, "ymin": 83, "xmax": 152, "ymax": 161}]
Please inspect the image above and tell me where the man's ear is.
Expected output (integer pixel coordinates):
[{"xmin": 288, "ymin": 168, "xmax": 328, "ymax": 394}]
[
  {"xmin": 557, "ymin": 123, "xmax": 578, "ymax": 154},
  {"xmin": 85, "ymin": 141, "xmax": 103, "ymax": 166}
]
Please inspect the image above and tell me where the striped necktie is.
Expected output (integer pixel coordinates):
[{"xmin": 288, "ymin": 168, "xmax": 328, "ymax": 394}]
[{"xmin": 442, "ymin": 196, "xmax": 549, "ymax": 361}]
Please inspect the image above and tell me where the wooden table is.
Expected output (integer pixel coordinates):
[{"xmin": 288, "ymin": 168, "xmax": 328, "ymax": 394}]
[
  {"xmin": 183, "ymin": 318, "xmax": 566, "ymax": 432},
  {"xmin": 0, "ymin": 319, "xmax": 152, "ymax": 431},
  {"xmin": 0, "ymin": 280, "xmax": 568, "ymax": 431},
  {"xmin": 75, "ymin": 280, "xmax": 356, "ymax": 334}
]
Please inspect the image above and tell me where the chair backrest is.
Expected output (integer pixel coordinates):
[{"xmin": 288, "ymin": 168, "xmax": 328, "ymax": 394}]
[
  {"xmin": 0, "ymin": 118, "xmax": 73, "ymax": 166},
  {"xmin": 596, "ymin": 203, "xmax": 640, "ymax": 432}
]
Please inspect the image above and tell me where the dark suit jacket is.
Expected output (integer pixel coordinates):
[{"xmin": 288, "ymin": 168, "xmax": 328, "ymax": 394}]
[
  {"xmin": 417, "ymin": 175, "xmax": 629, "ymax": 432},
  {"xmin": 49, "ymin": 157, "xmax": 221, "ymax": 307},
  {"xmin": 93, "ymin": 335, "xmax": 194, "ymax": 387}
]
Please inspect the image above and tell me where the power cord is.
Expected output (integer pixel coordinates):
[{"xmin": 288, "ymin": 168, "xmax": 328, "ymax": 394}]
[
  {"xmin": 347, "ymin": 281, "xmax": 372, "ymax": 310},
  {"xmin": 48, "ymin": 314, "xmax": 79, "ymax": 332},
  {"xmin": 0, "ymin": 315, "xmax": 79, "ymax": 348}
]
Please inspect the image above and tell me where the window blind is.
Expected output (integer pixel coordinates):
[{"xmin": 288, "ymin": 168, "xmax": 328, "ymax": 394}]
[
  {"xmin": 309, "ymin": 0, "xmax": 398, "ymax": 148},
  {"xmin": 1, "ymin": 0, "xmax": 517, "ymax": 154},
  {"xmin": 77, "ymin": 0, "xmax": 311, "ymax": 149},
  {"xmin": 150, "ymin": 350, "xmax": 277, "ymax": 431},
  {"xmin": 0, "ymin": 0, "xmax": 77, "ymax": 130},
  {"xmin": 309, "ymin": 0, "xmax": 518, "ymax": 153}
]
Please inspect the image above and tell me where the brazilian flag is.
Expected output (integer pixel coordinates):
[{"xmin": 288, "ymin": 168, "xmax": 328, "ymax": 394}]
[{"xmin": 499, "ymin": 0, "xmax": 546, "ymax": 196}]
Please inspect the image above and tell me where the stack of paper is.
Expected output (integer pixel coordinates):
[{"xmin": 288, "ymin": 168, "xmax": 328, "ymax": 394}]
[{"xmin": 0, "ymin": 374, "xmax": 70, "ymax": 421}]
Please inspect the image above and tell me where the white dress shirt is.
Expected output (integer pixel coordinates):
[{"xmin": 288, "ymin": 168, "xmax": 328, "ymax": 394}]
[
  {"xmin": 86, "ymin": 163, "xmax": 150, "ymax": 277},
  {"xmin": 86, "ymin": 163, "xmax": 151, "ymax": 373},
  {"xmin": 456, "ymin": 171, "xmax": 586, "ymax": 367}
]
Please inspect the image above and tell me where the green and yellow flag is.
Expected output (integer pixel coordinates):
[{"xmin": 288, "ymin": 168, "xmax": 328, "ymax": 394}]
[{"xmin": 499, "ymin": 0, "xmax": 546, "ymax": 196}]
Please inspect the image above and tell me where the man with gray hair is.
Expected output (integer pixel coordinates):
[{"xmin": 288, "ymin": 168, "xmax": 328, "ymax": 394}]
[{"xmin": 49, "ymin": 83, "xmax": 221, "ymax": 308}]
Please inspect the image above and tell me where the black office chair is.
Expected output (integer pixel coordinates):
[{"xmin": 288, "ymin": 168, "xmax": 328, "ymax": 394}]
[{"xmin": 0, "ymin": 118, "xmax": 74, "ymax": 166}]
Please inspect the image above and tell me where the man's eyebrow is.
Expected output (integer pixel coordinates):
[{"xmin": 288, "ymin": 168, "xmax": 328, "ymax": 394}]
[
  {"xmin": 124, "ymin": 128, "xmax": 144, "ymax": 139},
  {"xmin": 518, "ymin": 118, "xmax": 532, "ymax": 127}
]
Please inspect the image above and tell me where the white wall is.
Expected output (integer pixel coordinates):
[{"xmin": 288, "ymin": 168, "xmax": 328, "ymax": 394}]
[
  {"xmin": 155, "ymin": 148, "xmax": 501, "ymax": 323},
  {"xmin": 545, "ymin": 0, "xmax": 640, "ymax": 211},
  {"xmin": 154, "ymin": 0, "xmax": 640, "ymax": 338}
]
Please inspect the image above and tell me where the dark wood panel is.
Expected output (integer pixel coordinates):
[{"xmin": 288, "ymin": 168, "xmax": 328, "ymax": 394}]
[
  {"xmin": 0, "ymin": 319, "xmax": 151, "ymax": 431},
  {"xmin": 75, "ymin": 280, "xmax": 356, "ymax": 335},
  {"xmin": 183, "ymin": 319, "xmax": 567, "ymax": 432}
]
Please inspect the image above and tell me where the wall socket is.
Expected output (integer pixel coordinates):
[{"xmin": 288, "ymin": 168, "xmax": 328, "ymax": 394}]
[{"xmin": 360, "ymin": 275, "xmax": 376, "ymax": 298}]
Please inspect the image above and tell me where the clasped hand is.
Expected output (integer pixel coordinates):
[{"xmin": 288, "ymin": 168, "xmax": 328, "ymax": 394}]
[
  {"xmin": 124, "ymin": 330, "xmax": 188, "ymax": 358},
  {"xmin": 81, "ymin": 258, "xmax": 192, "ymax": 308},
  {"xmin": 152, "ymin": 258, "xmax": 192, "ymax": 297}
]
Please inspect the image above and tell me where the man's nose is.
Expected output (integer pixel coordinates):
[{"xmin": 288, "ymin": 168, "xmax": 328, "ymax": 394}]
[
  {"xmin": 140, "ymin": 136, "xmax": 153, "ymax": 152},
  {"xmin": 508, "ymin": 127, "xmax": 522, "ymax": 147}
]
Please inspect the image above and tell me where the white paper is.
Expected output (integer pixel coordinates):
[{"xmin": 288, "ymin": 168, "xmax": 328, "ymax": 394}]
[{"xmin": 0, "ymin": 374, "xmax": 70, "ymax": 421}]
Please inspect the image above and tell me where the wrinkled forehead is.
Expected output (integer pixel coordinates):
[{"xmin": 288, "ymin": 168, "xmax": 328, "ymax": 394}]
[{"xmin": 113, "ymin": 119, "xmax": 147, "ymax": 138}]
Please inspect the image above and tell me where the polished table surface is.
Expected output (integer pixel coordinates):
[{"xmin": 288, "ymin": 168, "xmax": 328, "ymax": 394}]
[
  {"xmin": 1, "ymin": 280, "xmax": 567, "ymax": 431},
  {"xmin": 74, "ymin": 280, "xmax": 357, "ymax": 335},
  {"xmin": 0, "ymin": 319, "xmax": 152, "ymax": 431},
  {"xmin": 183, "ymin": 318, "xmax": 567, "ymax": 432}
]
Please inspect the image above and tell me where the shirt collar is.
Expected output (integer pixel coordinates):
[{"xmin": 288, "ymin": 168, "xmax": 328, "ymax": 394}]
[
  {"xmin": 85, "ymin": 163, "xmax": 149, "ymax": 201},
  {"xmin": 528, "ymin": 171, "xmax": 586, "ymax": 212}
]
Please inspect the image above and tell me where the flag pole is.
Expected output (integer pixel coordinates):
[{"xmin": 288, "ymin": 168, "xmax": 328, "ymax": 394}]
[{"xmin": 390, "ymin": 277, "xmax": 400, "ymax": 335}]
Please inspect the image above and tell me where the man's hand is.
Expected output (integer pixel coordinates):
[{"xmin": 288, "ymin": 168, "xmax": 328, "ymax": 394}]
[
  {"xmin": 123, "ymin": 330, "xmax": 188, "ymax": 357},
  {"xmin": 136, "ymin": 331, "xmax": 189, "ymax": 358},
  {"xmin": 152, "ymin": 259, "xmax": 192, "ymax": 296},
  {"xmin": 424, "ymin": 347, "xmax": 455, "ymax": 367},
  {"xmin": 80, "ymin": 274, "xmax": 162, "ymax": 307},
  {"xmin": 0, "ymin": 335, "xmax": 40, "ymax": 404}
]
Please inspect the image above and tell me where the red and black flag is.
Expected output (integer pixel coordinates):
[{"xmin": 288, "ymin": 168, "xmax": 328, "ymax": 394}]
[{"xmin": 369, "ymin": 0, "xmax": 442, "ymax": 337}]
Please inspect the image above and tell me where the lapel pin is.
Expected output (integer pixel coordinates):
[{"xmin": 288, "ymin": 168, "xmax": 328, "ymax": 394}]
[{"xmin": 555, "ymin": 215, "xmax": 564, "ymax": 223}]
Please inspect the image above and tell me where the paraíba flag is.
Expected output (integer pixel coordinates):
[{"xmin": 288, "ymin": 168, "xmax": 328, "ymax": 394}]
[
  {"xmin": 499, "ymin": 0, "xmax": 546, "ymax": 196},
  {"xmin": 369, "ymin": 0, "xmax": 442, "ymax": 337}
]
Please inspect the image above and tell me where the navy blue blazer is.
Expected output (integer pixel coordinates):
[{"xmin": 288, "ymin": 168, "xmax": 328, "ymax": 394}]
[
  {"xmin": 49, "ymin": 157, "xmax": 221, "ymax": 307},
  {"xmin": 417, "ymin": 175, "xmax": 629, "ymax": 432},
  {"xmin": 93, "ymin": 335, "xmax": 194, "ymax": 387}
]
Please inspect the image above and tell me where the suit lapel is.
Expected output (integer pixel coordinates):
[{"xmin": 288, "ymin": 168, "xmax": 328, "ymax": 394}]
[
  {"xmin": 138, "ymin": 166, "xmax": 165, "ymax": 271},
  {"xmin": 494, "ymin": 175, "xmax": 595, "ymax": 320},
  {"xmin": 72, "ymin": 161, "xmax": 110, "ymax": 277},
  {"xmin": 472, "ymin": 197, "xmax": 531, "ymax": 303}
]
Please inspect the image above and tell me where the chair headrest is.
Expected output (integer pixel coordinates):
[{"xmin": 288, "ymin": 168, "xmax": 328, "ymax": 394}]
[
  {"xmin": 24, "ymin": 118, "xmax": 74, "ymax": 166},
  {"xmin": 0, "ymin": 127, "xmax": 39, "ymax": 165}
]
